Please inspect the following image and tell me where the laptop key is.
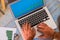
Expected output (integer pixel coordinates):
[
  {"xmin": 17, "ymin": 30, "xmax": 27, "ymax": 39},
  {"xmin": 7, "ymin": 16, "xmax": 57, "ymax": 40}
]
[{"xmin": 18, "ymin": 9, "xmax": 50, "ymax": 27}]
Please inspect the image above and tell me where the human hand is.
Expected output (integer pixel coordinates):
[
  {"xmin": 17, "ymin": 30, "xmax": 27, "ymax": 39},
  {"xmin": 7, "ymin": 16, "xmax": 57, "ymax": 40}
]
[
  {"xmin": 37, "ymin": 23, "xmax": 55, "ymax": 38},
  {"xmin": 22, "ymin": 22, "xmax": 36, "ymax": 40}
]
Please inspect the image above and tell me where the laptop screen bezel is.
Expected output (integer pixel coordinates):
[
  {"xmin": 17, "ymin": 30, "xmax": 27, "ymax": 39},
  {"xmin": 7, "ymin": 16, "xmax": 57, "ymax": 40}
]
[{"xmin": 8, "ymin": 0, "xmax": 44, "ymax": 19}]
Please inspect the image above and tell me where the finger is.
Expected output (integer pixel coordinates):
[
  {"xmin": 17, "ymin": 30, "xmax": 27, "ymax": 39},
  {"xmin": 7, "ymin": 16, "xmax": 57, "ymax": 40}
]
[
  {"xmin": 22, "ymin": 22, "xmax": 25, "ymax": 28},
  {"xmin": 38, "ymin": 23, "xmax": 54, "ymax": 31},
  {"xmin": 37, "ymin": 23, "xmax": 44, "ymax": 28},
  {"xmin": 32, "ymin": 28, "xmax": 36, "ymax": 35},
  {"xmin": 37, "ymin": 26, "xmax": 45, "ymax": 32},
  {"xmin": 37, "ymin": 28, "xmax": 44, "ymax": 33},
  {"xmin": 37, "ymin": 25, "xmax": 44, "ymax": 30},
  {"xmin": 38, "ymin": 23, "xmax": 47, "ymax": 26},
  {"xmin": 37, "ymin": 23, "xmax": 48, "ymax": 29},
  {"xmin": 40, "ymin": 23, "xmax": 53, "ymax": 30},
  {"xmin": 40, "ymin": 23, "xmax": 49, "ymax": 28},
  {"xmin": 28, "ymin": 23, "xmax": 31, "ymax": 30},
  {"xmin": 25, "ymin": 22, "xmax": 29, "ymax": 30},
  {"xmin": 22, "ymin": 23, "xmax": 26, "ymax": 32}
]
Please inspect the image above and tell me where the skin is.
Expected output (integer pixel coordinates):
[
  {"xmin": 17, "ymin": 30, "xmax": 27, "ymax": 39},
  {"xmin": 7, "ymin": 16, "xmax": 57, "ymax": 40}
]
[
  {"xmin": 15, "ymin": 22, "xmax": 60, "ymax": 40},
  {"xmin": 22, "ymin": 22, "xmax": 36, "ymax": 40},
  {"xmin": 54, "ymin": 32, "xmax": 60, "ymax": 40},
  {"xmin": 21, "ymin": 22, "xmax": 55, "ymax": 40},
  {"xmin": 37, "ymin": 23, "xmax": 55, "ymax": 38},
  {"xmin": 57, "ymin": 15, "xmax": 60, "ymax": 31}
]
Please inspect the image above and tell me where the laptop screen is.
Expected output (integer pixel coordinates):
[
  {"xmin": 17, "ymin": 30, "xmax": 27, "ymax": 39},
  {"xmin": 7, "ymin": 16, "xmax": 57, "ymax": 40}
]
[{"xmin": 10, "ymin": 0, "xmax": 44, "ymax": 18}]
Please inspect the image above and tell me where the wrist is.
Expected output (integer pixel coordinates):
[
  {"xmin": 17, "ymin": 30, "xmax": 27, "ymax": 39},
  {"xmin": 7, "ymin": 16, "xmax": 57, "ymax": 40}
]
[
  {"xmin": 52, "ymin": 31, "xmax": 56, "ymax": 39},
  {"xmin": 44, "ymin": 31, "xmax": 55, "ymax": 38}
]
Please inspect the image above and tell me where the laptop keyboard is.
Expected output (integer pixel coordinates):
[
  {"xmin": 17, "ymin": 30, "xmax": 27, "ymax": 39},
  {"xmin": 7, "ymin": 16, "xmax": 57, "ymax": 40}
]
[{"xmin": 18, "ymin": 9, "xmax": 50, "ymax": 27}]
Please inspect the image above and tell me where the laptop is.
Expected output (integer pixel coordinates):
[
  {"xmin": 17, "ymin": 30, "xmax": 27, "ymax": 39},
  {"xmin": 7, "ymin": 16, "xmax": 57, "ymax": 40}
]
[{"xmin": 9, "ymin": 0, "xmax": 57, "ymax": 39}]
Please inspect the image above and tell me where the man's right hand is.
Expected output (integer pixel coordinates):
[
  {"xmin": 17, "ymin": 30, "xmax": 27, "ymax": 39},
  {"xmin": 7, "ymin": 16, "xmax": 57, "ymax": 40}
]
[
  {"xmin": 22, "ymin": 22, "xmax": 36, "ymax": 40},
  {"xmin": 37, "ymin": 23, "xmax": 55, "ymax": 38}
]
